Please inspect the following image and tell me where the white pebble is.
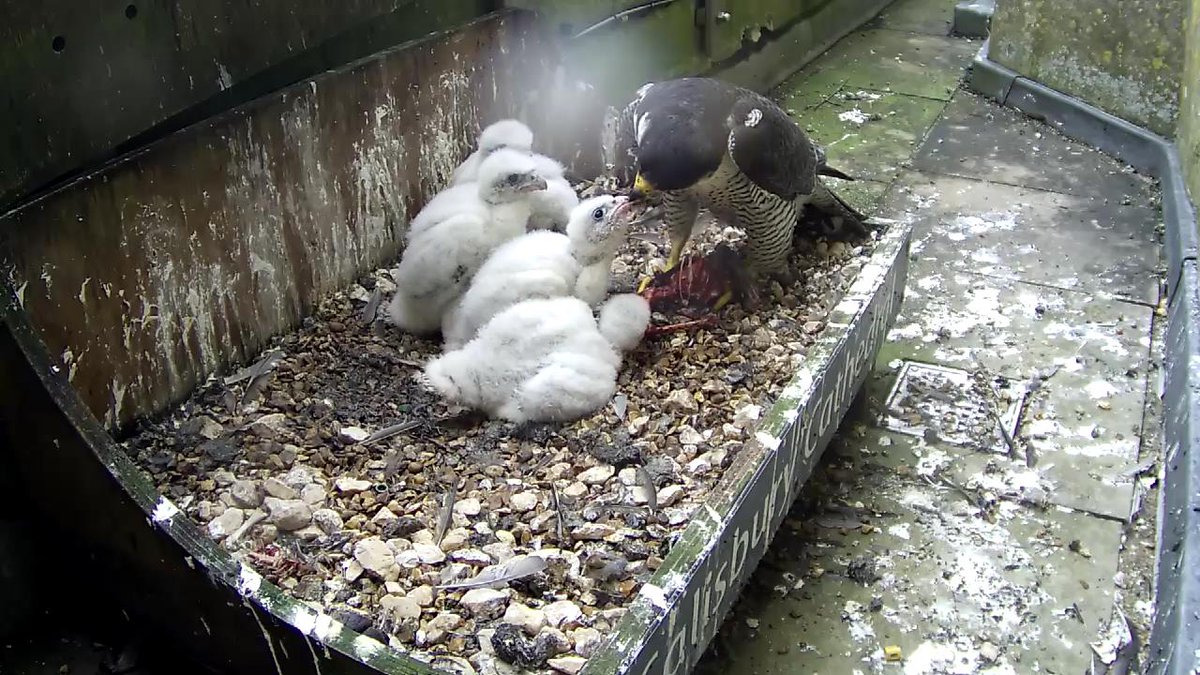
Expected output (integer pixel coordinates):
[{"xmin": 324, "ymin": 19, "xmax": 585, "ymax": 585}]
[
  {"xmin": 510, "ymin": 491, "xmax": 540, "ymax": 512},
  {"xmin": 339, "ymin": 426, "xmax": 370, "ymax": 443},
  {"xmin": 503, "ymin": 603, "xmax": 547, "ymax": 635},
  {"xmin": 544, "ymin": 600, "xmax": 584, "ymax": 629},
  {"xmin": 412, "ymin": 543, "xmax": 447, "ymax": 565},
  {"xmin": 453, "ymin": 497, "xmax": 482, "ymax": 516},
  {"xmin": 207, "ymin": 508, "xmax": 243, "ymax": 539},
  {"xmin": 577, "ymin": 465, "xmax": 615, "ymax": 485},
  {"xmin": 459, "ymin": 588, "xmax": 509, "ymax": 619},
  {"xmin": 334, "ymin": 477, "xmax": 373, "ymax": 494},
  {"xmin": 548, "ymin": 656, "xmax": 587, "ymax": 674}
]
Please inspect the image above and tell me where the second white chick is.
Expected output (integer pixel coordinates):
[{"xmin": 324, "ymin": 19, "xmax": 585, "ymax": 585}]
[
  {"xmin": 441, "ymin": 195, "xmax": 637, "ymax": 350},
  {"xmin": 424, "ymin": 293, "xmax": 651, "ymax": 423},
  {"xmin": 387, "ymin": 149, "xmax": 548, "ymax": 335}
]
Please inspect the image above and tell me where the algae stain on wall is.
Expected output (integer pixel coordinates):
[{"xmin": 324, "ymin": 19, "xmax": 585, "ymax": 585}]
[
  {"xmin": 990, "ymin": 0, "xmax": 1185, "ymax": 136},
  {"xmin": 1178, "ymin": 0, "xmax": 1200, "ymax": 211}
]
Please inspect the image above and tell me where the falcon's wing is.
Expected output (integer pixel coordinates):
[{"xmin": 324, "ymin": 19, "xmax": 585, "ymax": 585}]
[
  {"xmin": 727, "ymin": 95, "xmax": 818, "ymax": 201},
  {"xmin": 612, "ymin": 82, "xmax": 655, "ymax": 188}
]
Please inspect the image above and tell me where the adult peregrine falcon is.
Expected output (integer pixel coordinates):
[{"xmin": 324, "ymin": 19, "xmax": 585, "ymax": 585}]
[{"xmin": 613, "ymin": 77, "xmax": 867, "ymax": 284}]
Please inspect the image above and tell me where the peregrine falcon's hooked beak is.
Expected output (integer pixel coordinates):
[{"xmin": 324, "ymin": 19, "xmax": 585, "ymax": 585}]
[{"xmin": 629, "ymin": 173, "xmax": 655, "ymax": 201}]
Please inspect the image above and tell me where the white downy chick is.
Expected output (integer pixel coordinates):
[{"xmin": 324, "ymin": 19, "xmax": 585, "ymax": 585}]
[
  {"xmin": 528, "ymin": 175, "xmax": 580, "ymax": 232},
  {"xmin": 597, "ymin": 293, "xmax": 652, "ymax": 353},
  {"xmin": 449, "ymin": 119, "xmax": 535, "ymax": 186},
  {"xmin": 440, "ymin": 195, "xmax": 636, "ymax": 349},
  {"xmin": 387, "ymin": 149, "xmax": 548, "ymax": 335},
  {"xmin": 424, "ymin": 294, "xmax": 649, "ymax": 423}
]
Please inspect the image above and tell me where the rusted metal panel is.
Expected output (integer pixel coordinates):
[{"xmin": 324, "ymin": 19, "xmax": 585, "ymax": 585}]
[
  {"xmin": 0, "ymin": 10, "xmax": 564, "ymax": 433},
  {"xmin": 0, "ymin": 0, "xmax": 495, "ymax": 210}
]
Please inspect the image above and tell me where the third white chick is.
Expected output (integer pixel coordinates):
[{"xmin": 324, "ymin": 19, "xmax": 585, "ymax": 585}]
[
  {"xmin": 449, "ymin": 119, "xmax": 577, "ymax": 232},
  {"xmin": 387, "ymin": 149, "xmax": 548, "ymax": 335},
  {"xmin": 440, "ymin": 195, "xmax": 639, "ymax": 349},
  {"xmin": 449, "ymin": 119, "xmax": 535, "ymax": 186},
  {"xmin": 424, "ymin": 293, "xmax": 650, "ymax": 423}
]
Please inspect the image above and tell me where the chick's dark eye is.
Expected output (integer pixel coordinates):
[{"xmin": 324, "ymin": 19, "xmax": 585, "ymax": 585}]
[
  {"xmin": 591, "ymin": 208, "xmax": 605, "ymax": 221},
  {"xmin": 506, "ymin": 174, "xmax": 521, "ymax": 184}
]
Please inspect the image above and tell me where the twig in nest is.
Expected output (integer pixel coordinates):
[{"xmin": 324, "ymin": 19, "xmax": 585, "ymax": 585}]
[
  {"xmin": 434, "ymin": 487, "xmax": 456, "ymax": 546},
  {"xmin": 551, "ymin": 485, "xmax": 567, "ymax": 546}
]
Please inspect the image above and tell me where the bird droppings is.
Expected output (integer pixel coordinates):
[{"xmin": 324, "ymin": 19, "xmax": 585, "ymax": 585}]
[{"xmin": 120, "ymin": 179, "xmax": 880, "ymax": 670}]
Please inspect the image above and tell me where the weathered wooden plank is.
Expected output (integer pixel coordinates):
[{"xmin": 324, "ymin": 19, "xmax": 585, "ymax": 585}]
[
  {"xmin": 0, "ymin": 0, "xmax": 494, "ymax": 210},
  {"xmin": 0, "ymin": 10, "xmax": 562, "ymax": 433}
]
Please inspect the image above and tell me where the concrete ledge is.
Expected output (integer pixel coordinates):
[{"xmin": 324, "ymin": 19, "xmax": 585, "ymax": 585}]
[
  {"xmin": 967, "ymin": 41, "xmax": 1198, "ymax": 303},
  {"xmin": 967, "ymin": 40, "xmax": 1200, "ymax": 675},
  {"xmin": 952, "ymin": 0, "xmax": 994, "ymax": 38}
]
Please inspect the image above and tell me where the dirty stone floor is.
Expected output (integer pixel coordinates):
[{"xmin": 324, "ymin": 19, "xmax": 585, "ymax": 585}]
[{"xmin": 696, "ymin": 0, "xmax": 1163, "ymax": 673}]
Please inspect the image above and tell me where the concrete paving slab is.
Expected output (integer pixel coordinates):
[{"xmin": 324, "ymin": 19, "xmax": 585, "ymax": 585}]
[
  {"xmin": 831, "ymin": 178, "xmax": 894, "ymax": 216},
  {"xmin": 798, "ymin": 91, "xmax": 948, "ymax": 183},
  {"xmin": 882, "ymin": 265, "xmax": 1150, "ymax": 517},
  {"xmin": 912, "ymin": 92, "xmax": 1159, "ymax": 202},
  {"xmin": 703, "ymin": 428, "xmax": 1125, "ymax": 674},
  {"xmin": 883, "ymin": 171, "xmax": 1161, "ymax": 304},
  {"xmin": 874, "ymin": 0, "xmax": 957, "ymax": 35},
  {"xmin": 784, "ymin": 29, "xmax": 979, "ymax": 102}
]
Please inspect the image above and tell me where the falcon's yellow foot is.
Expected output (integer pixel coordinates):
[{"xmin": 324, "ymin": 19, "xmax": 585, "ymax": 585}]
[
  {"xmin": 712, "ymin": 289, "xmax": 734, "ymax": 311},
  {"xmin": 635, "ymin": 242, "xmax": 686, "ymax": 294}
]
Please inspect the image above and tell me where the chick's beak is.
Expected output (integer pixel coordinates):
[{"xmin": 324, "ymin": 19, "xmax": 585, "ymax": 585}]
[
  {"xmin": 629, "ymin": 173, "xmax": 654, "ymax": 201},
  {"xmin": 517, "ymin": 175, "xmax": 549, "ymax": 193}
]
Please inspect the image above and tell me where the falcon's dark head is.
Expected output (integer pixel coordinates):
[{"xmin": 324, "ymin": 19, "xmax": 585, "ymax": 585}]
[{"xmin": 629, "ymin": 110, "xmax": 724, "ymax": 198}]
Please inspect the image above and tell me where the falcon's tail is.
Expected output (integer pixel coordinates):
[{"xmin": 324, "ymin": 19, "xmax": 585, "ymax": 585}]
[{"xmin": 805, "ymin": 181, "xmax": 871, "ymax": 240}]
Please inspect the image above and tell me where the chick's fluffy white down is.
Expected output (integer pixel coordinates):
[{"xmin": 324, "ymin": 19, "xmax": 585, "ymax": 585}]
[{"xmin": 425, "ymin": 295, "xmax": 650, "ymax": 423}]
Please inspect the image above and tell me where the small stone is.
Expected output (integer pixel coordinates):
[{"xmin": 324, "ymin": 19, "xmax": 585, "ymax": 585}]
[
  {"xmin": 230, "ymin": 480, "xmax": 264, "ymax": 508},
  {"xmin": 408, "ymin": 585, "xmax": 435, "ymax": 607},
  {"xmin": 440, "ymin": 529, "xmax": 470, "ymax": 552},
  {"xmin": 212, "ymin": 469, "xmax": 236, "ymax": 487},
  {"xmin": 664, "ymin": 389, "xmax": 699, "ymax": 414},
  {"xmin": 460, "ymin": 588, "xmax": 510, "ymax": 619},
  {"xmin": 544, "ymin": 600, "xmax": 584, "ymax": 629},
  {"xmin": 677, "ymin": 426, "xmax": 705, "ymax": 446},
  {"xmin": 262, "ymin": 477, "xmax": 299, "ymax": 500},
  {"xmin": 733, "ymin": 404, "xmax": 762, "ymax": 428},
  {"xmin": 494, "ymin": 530, "xmax": 516, "ymax": 545},
  {"xmin": 617, "ymin": 468, "xmax": 639, "ymax": 486},
  {"xmin": 343, "ymin": 559, "xmax": 364, "ymax": 582},
  {"xmin": 280, "ymin": 444, "xmax": 300, "ymax": 466},
  {"xmin": 380, "ymin": 594, "xmax": 422, "ymax": 621},
  {"xmin": 570, "ymin": 627, "xmax": 604, "ymax": 658},
  {"xmin": 548, "ymin": 656, "xmax": 587, "ymax": 674},
  {"xmin": 429, "ymin": 611, "xmax": 463, "ymax": 631},
  {"xmin": 353, "ymin": 536, "xmax": 399, "ymax": 580},
  {"xmin": 657, "ymin": 485, "xmax": 685, "ymax": 507},
  {"xmin": 980, "ymin": 641, "xmax": 1000, "ymax": 663},
  {"xmin": 686, "ymin": 455, "xmax": 713, "ymax": 476},
  {"xmin": 339, "ymin": 425, "xmax": 370, "ymax": 443},
  {"xmin": 450, "ymin": 548, "xmax": 493, "ymax": 565},
  {"xmin": 263, "ymin": 497, "xmax": 312, "ymax": 531},
  {"xmin": 413, "ymin": 543, "xmax": 447, "ymax": 564},
  {"xmin": 572, "ymin": 523, "xmax": 616, "ymax": 540},
  {"xmin": 207, "ymin": 508, "xmax": 244, "ymax": 539},
  {"xmin": 384, "ymin": 581, "xmax": 405, "ymax": 595},
  {"xmin": 334, "ymin": 477, "xmax": 373, "ymax": 493},
  {"xmin": 503, "ymin": 603, "xmax": 548, "ymax": 636},
  {"xmin": 250, "ymin": 413, "xmax": 288, "ymax": 438},
  {"xmin": 372, "ymin": 506, "xmax": 399, "ymax": 526},
  {"xmin": 410, "ymin": 529, "xmax": 435, "ymax": 545},
  {"xmin": 562, "ymin": 482, "xmax": 588, "ymax": 498},
  {"xmin": 539, "ymin": 627, "xmax": 572, "ymax": 655},
  {"xmin": 482, "ymin": 542, "xmax": 516, "ymax": 563},
  {"xmin": 454, "ymin": 498, "xmax": 483, "ymax": 516},
  {"xmin": 510, "ymin": 491, "xmax": 540, "ymax": 512},
  {"xmin": 577, "ymin": 465, "xmax": 615, "ymax": 485},
  {"xmin": 300, "ymin": 483, "xmax": 326, "ymax": 505},
  {"xmin": 312, "ymin": 508, "xmax": 344, "ymax": 534},
  {"xmin": 188, "ymin": 415, "xmax": 225, "ymax": 440}
]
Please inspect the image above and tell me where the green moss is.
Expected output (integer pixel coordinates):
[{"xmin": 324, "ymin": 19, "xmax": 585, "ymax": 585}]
[
  {"xmin": 990, "ymin": 0, "xmax": 1186, "ymax": 136},
  {"xmin": 1178, "ymin": 0, "xmax": 1200, "ymax": 214}
]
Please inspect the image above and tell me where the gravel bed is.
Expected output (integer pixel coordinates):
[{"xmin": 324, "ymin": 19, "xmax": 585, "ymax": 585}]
[{"xmin": 123, "ymin": 202, "xmax": 879, "ymax": 674}]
